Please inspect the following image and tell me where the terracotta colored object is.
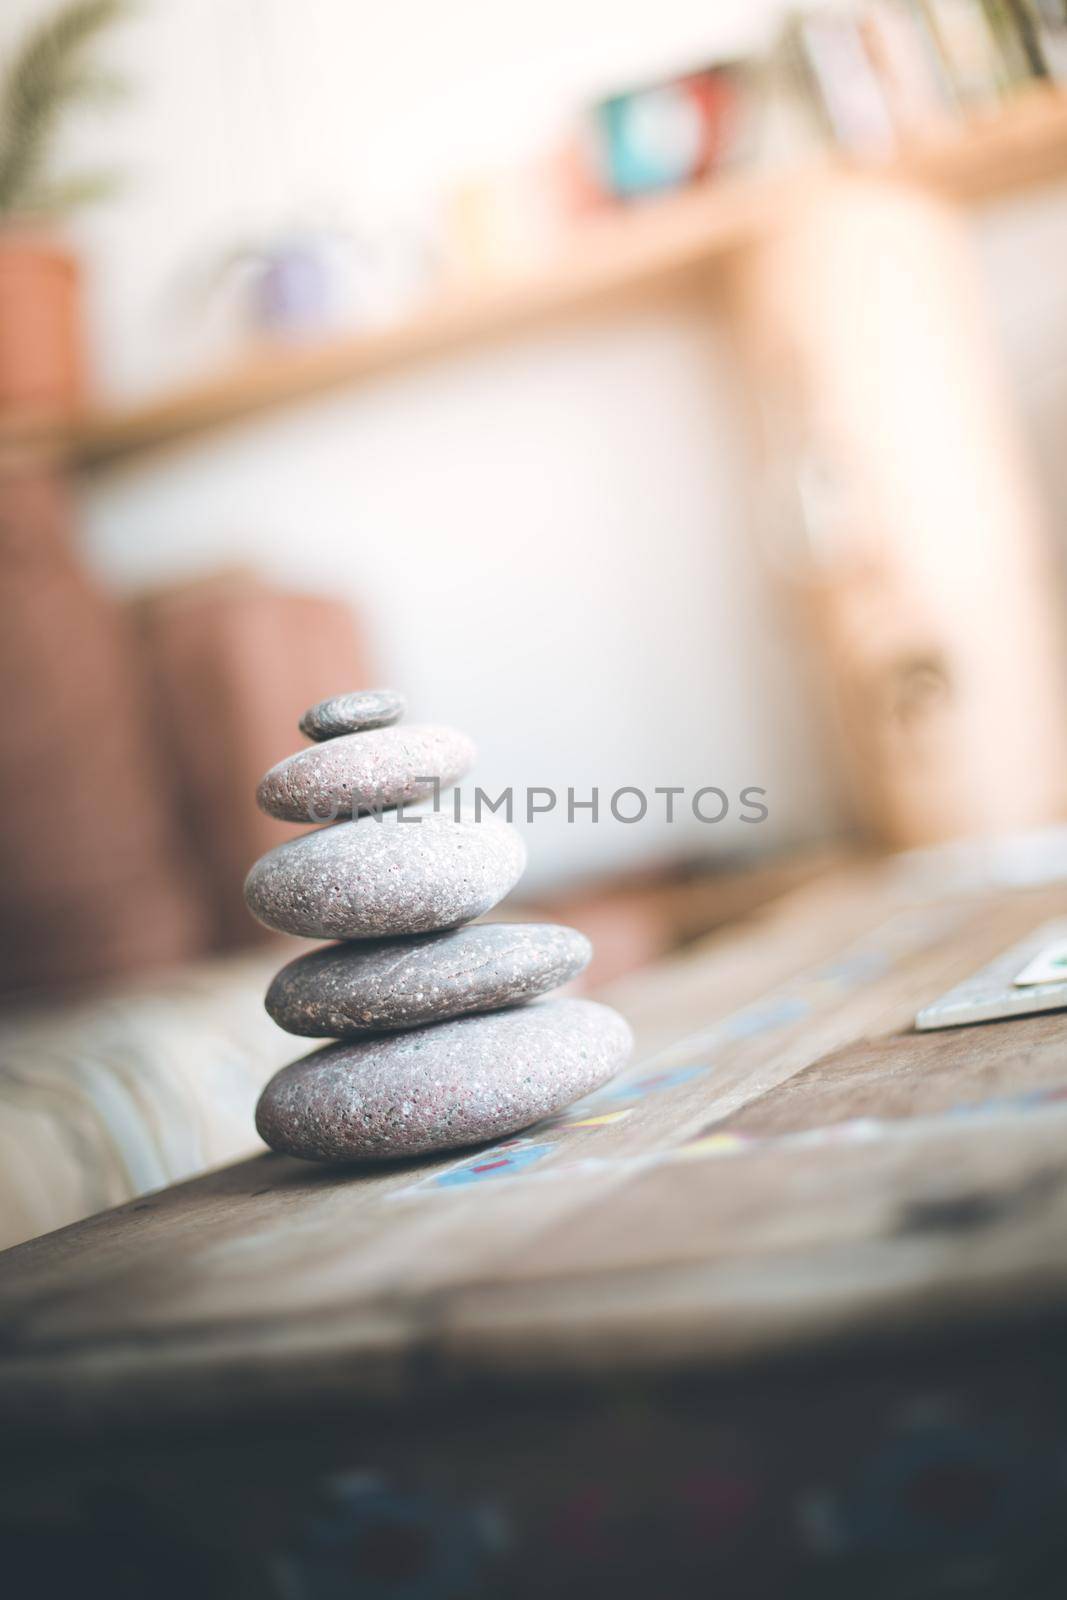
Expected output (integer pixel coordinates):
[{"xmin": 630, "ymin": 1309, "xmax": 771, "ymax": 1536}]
[
  {"xmin": 0, "ymin": 470, "xmax": 206, "ymax": 996},
  {"xmin": 135, "ymin": 573, "xmax": 375, "ymax": 949},
  {"xmin": 0, "ymin": 233, "xmax": 84, "ymax": 416}
]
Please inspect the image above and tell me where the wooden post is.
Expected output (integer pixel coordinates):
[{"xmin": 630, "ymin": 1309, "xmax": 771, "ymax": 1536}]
[{"xmin": 726, "ymin": 174, "xmax": 1067, "ymax": 848}]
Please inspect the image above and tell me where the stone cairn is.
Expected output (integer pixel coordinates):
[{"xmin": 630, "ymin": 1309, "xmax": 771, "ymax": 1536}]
[{"xmin": 246, "ymin": 690, "xmax": 632, "ymax": 1163}]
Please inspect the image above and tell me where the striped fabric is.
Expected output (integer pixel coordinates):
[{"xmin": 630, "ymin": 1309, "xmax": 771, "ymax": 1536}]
[{"xmin": 0, "ymin": 950, "xmax": 297, "ymax": 1250}]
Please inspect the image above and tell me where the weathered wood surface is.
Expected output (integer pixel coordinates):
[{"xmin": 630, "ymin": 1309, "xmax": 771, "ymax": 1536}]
[{"xmin": 4, "ymin": 859, "xmax": 1067, "ymax": 1435}]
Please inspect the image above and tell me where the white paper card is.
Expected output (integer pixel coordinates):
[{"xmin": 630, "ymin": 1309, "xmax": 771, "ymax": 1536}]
[
  {"xmin": 917, "ymin": 918, "xmax": 1067, "ymax": 1030},
  {"xmin": 1013, "ymin": 940, "xmax": 1067, "ymax": 986}
]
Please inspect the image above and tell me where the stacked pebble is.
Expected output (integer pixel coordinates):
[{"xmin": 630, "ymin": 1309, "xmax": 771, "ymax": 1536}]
[{"xmin": 246, "ymin": 691, "xmax": 632, "ymax": 1163}]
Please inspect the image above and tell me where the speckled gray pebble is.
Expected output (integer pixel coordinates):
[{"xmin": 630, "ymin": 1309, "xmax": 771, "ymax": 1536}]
[
  {"xmin": 255, "ymin": 997, "xmax": 632, "ymax": 1161},
  {"xmin": 244, "ymin": 810, "xmax": 525, "ymax": 939},
  {"xmin": 266, "ymin": 922, "xmax": 592, "ymax": 1037},
  {"xmin": 257, "ymin": 724, "xmax": 475, "ymax": 823},
  {"xmin": 299, "ymin": 688, "xmax": 405, "ymax": 741}
]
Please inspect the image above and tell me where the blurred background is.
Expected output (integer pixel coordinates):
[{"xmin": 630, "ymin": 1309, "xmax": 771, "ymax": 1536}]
[{"xmin": 4, "ymin": 0, "xmax": 1067, "ymax": 1245}]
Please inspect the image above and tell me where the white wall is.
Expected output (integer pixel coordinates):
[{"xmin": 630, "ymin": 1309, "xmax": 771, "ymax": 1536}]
[
  {"xmin": 7, "ymin": 1, "xmax": 1067, "ymax": 886},
  {"xmin": 81, "ymin": 298, "xmax": 833, "ymax": 888}
]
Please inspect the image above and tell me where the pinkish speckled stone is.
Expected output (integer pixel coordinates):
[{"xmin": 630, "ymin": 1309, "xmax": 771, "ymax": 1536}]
[
  {"xmin": 244, "ymin": 810, "xmax": 525, "ymax": 940},
  {"xmin": 299, "ymin": 688, "xmax": 405, "ymax": 741},
  {"xmin": 257, "ymin": 725, "xmax": 475, "ymax": 823},
  {"xmin": 255, "ymin": 998, "xmax": 632, "ymax": 1161},
  {"xmin": 265, "ymin": 922, "xmax": 592, "ymax": 1037}
]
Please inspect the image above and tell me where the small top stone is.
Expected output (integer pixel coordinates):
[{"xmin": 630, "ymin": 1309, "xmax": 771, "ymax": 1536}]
[{"xmin": 299, "ymin": 688, "xmax": 405, "ymax": 742}]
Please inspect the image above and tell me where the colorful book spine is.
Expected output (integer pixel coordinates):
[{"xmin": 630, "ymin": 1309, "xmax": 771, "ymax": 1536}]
[
  {"xmin": 862, "ymin": 1, "xmax": 955, "ymax": 136},
  {"xmin": 1001, "ymin": 0, "xmax": 1051, "ymax": 75},
  {"xmin": 919, "ymin": 0, "xmax": 1009, "ymax": 105},
  {"xmin": 983, "ymin": 0, "xmax": 1040, "ymax": 82},
  {"xmin": 1028, "ymin": 0, "xmax": 1067, "ymax": 80},
  {"xmin": 791, "ymin": 11, "xmax": 897, "ymax": 153}
]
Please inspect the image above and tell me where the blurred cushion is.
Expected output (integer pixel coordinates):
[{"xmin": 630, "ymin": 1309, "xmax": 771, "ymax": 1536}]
[
  {"xmin": 0, "ymin": 471, "xmax": 208, "ymax": 998},
  {"xmin": 134, "ymin": 570, "xmax": 374, "ymax": 949},
  {"xmin": 0, "ymin": 946, "xmax": 293, "ymax": 1251}
]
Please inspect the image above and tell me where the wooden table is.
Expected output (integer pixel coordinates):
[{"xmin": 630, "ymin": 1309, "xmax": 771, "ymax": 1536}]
[{"xmin": 4, "ymin": 857, "xmax": 1067, "ymax": 1596}]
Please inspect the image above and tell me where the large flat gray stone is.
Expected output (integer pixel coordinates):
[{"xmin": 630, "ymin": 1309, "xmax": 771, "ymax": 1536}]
[{"xmin": 255, "ymin": 998, "xmax": 633, "ymax": 1161}]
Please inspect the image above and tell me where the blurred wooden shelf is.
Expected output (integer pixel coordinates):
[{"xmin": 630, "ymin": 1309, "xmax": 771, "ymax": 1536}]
[{"xmin": 7, "ymin": 90, "xmax": 1067, "ymax": 472}]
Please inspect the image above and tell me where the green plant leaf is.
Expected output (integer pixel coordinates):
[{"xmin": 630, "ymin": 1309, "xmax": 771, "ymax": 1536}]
[
  {"xmin": 17, "ymin": 168, "xmax": 125, "ymax": 214},
  {"xmin": 0, "ymin": 0, "xmax": 134, "ymax": 217}
]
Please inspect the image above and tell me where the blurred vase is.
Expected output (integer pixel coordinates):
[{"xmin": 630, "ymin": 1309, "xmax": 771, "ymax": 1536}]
[
  {"xmin": 252, "ymin": 238, "xmax": 337, "ymax": 337},
  {"xmin": 0, "ymin": 230, "xmax": 84, "ymax": 416}
]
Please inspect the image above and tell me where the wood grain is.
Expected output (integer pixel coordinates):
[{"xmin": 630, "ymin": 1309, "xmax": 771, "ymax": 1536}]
[{"xmin": 3, "ymin": 861, "xmax": 1067, "ymax": 1437}]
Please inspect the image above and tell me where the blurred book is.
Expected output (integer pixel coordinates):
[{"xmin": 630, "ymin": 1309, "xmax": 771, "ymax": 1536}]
[
  {"xmin": 919, "ymin": 0, "xmax": 1012, "ymax": 104},
  {"xmin": 785, "ymin": 9, "xmax": 897, "ymax": 152},
  {"xmin": 581, "ymin": 64, "xmax": 751, "ymax": 200},
  {"xmin": 983, "ymin": 1, "xmax": 1042, "ymax": 83},
  {"xmin": 1028, "ymin": 0, "xmax": 1067, "ymax": 79},
  {"xmin": 860, "ymin": 1, "xmax": 955, "ymax": 136},
  {"xmin": 783, "ymin": 1, "xmax": 1058, "ymax": 158},
  {"xmin": 135, "ymin": 571, "xmax": 375, "ymax": 951},
  {"xmin": 447, "ymin": 2, "xmax": 1063, "ymax": 280}
]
